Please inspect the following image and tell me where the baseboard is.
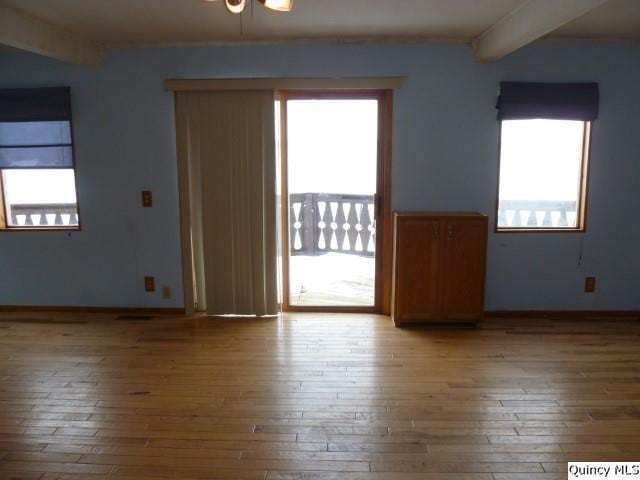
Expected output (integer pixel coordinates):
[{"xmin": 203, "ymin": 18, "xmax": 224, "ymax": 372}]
[
  {"xmin": 1, "ymin": 306, "xmax": 635, "ymax": 320},
  {"xmin": 485, "ymin": 310, "xmax": 640, "ymax": 319},
  {"xmin": 0, "ymin": 305, "xmax": 185, "ymax": 315}
]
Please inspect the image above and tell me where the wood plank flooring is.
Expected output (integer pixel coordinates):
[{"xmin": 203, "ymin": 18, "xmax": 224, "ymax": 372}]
[{"xmin": 0, "ymin": 312, "xmax": 639, "ymax": 479}]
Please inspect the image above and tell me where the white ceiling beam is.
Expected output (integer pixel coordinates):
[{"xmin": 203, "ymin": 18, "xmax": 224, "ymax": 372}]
[
  {"xmin": 0, "ymin": 3, "xmax": 103, "ymax": 66},
  {"xmin": 473, "ymin": 0, "xmax": 610, "ymax": 62}
]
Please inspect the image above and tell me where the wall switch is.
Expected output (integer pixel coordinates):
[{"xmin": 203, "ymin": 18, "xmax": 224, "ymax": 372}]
[
  {"xmin": 585, "ymin": 276, "xmax": 596, "ymax": 293},
  {"xmin": 142, "ymin": 190, "xmax": 153, "ymax": 207},
  {"xmin": 162, "ymin": 286, "xmax": 171, "ymax": 299},
  {"xmin": 144, "ymin": 276, "xmax": 155, "ymax": 292}
]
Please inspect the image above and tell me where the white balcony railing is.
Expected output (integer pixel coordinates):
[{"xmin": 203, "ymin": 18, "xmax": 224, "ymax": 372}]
[
  {"xmin": 5, "ymin": 200, "xmax": 576, "ymax": 231},
  {"xmin": 9, "ymin": 203, "xmax": 79, "ymax": 227},
  {"xmin": 498, "ymin": 200, "xmax": 577, "ymax": 228},
  {"xmin": 289, "ymin": 193, "xmax": 375, "ymax": 257}
]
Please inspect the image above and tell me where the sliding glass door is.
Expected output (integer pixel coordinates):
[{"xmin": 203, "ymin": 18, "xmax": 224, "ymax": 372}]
[{"xmin": 279, "ymin": 92, "xmax": 385, "ymax": 311}]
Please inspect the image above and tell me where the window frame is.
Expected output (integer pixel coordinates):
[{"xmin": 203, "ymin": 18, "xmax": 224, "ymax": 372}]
[
  {"xmin": 0, "ymin": 123, "xmax": 81, "ymax": 232},
  {"xmin": 494, "ymin": 119, "xmax": 592, "ymax": 234}
]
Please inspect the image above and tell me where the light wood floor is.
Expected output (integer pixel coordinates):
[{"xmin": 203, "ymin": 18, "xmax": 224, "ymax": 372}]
[{"xmin": 0, "ymin": 312, "xmax": 639, "ymax": 480}]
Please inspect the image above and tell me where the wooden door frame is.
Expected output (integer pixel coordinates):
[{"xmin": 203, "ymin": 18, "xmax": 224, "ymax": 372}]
[{"xmin": 278, "ymin": 89, "xmax": 393, "ymax": 314}]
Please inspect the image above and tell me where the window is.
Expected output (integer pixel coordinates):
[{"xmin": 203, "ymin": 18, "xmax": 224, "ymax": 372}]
[
  {"xmin": 0, "ymin": 88, "xmax": 80, "ymax": 230},
  {"xmin": 495, "ymin": 82, "xmax": 598, "ymax": 232},
  {"xmin": 496, "ymin": 119, "xmax": 590, "ymax": 231}
]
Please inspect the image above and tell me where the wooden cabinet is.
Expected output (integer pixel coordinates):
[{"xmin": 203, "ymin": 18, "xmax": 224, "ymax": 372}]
[{"xmin": 391, "ymin": 212, "xmax": 488, "ymax": 326}]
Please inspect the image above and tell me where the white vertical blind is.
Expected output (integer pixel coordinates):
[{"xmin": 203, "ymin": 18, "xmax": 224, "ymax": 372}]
[{"xmin": 176, "ymin": 90, "xmax": 278, "ymax": 316}]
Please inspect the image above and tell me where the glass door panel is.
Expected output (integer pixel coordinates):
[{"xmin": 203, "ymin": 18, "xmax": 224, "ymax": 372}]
[{"xmin": 284, "ymin": 96, "xmax": 379, "ymax": 307}]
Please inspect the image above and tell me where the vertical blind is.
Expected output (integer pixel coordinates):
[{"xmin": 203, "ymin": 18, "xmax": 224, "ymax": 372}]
[
  {"xmin": 175, "ymin": 90, "xmax": 278, "ymax": 316},
  {"xmin": 496, "ymin": 82, "xmax": 599, "ymax": 121},
  {"xmin": 0, "ymin": 87, "xmax": 74, "ymax": 168}
]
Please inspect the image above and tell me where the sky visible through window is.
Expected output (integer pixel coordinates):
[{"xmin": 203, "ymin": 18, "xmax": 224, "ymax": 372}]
[
  {"xmin": 287, "ymin": 99, "xmax": 378, "ymax": 196},
  {"xmin": 499, "ymin": 119, "xmax": 585, "ymax": 202},
  {"xmin": 3, "ymin": 169, "xmax": 77, "ymax": 205}
]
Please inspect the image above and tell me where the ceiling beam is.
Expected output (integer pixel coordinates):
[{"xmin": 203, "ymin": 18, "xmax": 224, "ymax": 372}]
[
  {"xmin": 473, "ymin": 0, "xmax": 610, "ymax": 62},
  {"xmin": 0, "ymin": 3, "xmax": 103, "ymax": 66}
]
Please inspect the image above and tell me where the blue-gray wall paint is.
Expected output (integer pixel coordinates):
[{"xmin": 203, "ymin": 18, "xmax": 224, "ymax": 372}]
[{"xmin": 0, "ymin": 43, "xmax": 638, "ymax": 310}]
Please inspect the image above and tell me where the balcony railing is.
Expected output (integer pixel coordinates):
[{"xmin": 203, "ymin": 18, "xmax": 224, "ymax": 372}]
[
  {"xmin": 290, "ymin": 193, "xmax": 375, "ymax": 257},
  {"xmin": 498, "ymin": 200, "xmax": 577, "ymax": 228},
  {"xmin": 8, "ymin": 203, "xmax": 79, "ymax": 227}
]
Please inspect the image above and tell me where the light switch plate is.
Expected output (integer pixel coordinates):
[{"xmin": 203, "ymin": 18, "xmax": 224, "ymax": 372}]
[{"xmin": 142, "ymin": 191, "xmax": 153, "ymax": 207}]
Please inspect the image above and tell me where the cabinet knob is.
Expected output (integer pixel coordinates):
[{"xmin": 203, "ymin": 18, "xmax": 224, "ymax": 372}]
[
  {"xmin": 447, "ymin": 226, "xmax": 455, "ymax": 239},
  {"xmin": 433, "ymin": 226, "xmax": 439, "ymax": 238}
]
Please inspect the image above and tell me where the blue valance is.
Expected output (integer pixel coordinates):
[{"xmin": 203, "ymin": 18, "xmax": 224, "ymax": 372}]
[
  {"xmin": 0, "ymin": 88, "xmax": 73, "ymax": 168},
  {"xmin": 497, "ymin": 82, "xmax": 599, "ymax": 121}
]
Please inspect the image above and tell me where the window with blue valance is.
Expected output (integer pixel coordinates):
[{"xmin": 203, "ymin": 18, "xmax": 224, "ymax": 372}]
[
  {"xmin": 494, "ymin": 82, "xmax": 598, "ymax": 232},
  {"xmin": 0, "ymin": 87, "xmax": 79, "ymax": 230}
]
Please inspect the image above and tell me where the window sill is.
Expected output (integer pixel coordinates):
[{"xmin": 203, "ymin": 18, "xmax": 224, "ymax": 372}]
[
  {"xmin": 0, "ymin": 226, "xmax": 80, "ymax": 232},
  {"xmin": 496, "ymin": 227, "xmax": 585, "ymax": 233}
]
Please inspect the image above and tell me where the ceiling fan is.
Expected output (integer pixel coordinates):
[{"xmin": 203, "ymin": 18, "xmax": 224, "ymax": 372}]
[{"xmin": 208, "ymin": 0, "xmax": 294, "ymax": 14}]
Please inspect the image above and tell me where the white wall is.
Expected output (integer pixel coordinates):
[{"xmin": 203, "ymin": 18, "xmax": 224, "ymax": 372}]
[{"xmin": 0, "ymin": 42, "xmax": 638, "ymax": 310}]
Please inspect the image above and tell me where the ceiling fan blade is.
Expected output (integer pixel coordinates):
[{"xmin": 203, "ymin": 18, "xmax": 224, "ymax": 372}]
[{"xmin": 257, "ymin": 0, "xmax": 294, "ymax": 12}]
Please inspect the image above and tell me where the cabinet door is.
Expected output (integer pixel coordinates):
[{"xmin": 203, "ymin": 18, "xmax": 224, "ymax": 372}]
[
  {"xmin": 440, "ymin": 219, "xmax": 487, "ymax": 321},
  {"xmin": 393, "ymin": 218, "xmax": 442, "ymax": 323}
]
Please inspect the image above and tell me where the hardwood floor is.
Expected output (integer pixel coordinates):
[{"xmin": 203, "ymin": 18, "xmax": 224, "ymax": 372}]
[{"xmin": 0, "ymin": 312, "xmax": 639, "ymax": 479}]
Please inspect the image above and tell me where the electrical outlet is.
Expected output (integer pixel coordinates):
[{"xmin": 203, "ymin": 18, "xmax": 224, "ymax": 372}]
[
  {"xmin": 162, "ymin": 286, "xmax": 171, "ymax": 299},
  {"xmin": 142, "ymin": 190, "xmax": 153, "ymax": 207},
  {"xmin": 144, "ymin": 276, "xmax": 155, "ymax": 292},
  {"xmin": 584, "ymin": 276, "xmax": 596, "ymax": 293}
]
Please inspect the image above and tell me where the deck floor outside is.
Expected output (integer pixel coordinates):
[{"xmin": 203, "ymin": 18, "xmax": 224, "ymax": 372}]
[{"xmin": 289, "ymin": 253, "xmax": 375, "ymax": 306}]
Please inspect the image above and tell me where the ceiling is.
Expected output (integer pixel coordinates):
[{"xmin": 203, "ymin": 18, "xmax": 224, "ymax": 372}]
[
  {"xmin": 554, "ymin": 0, "xmax": 640, "ymax": 40},
  {"xmin": 2, "ymin": 0, "xmax": 639, "ymax": 47}
]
